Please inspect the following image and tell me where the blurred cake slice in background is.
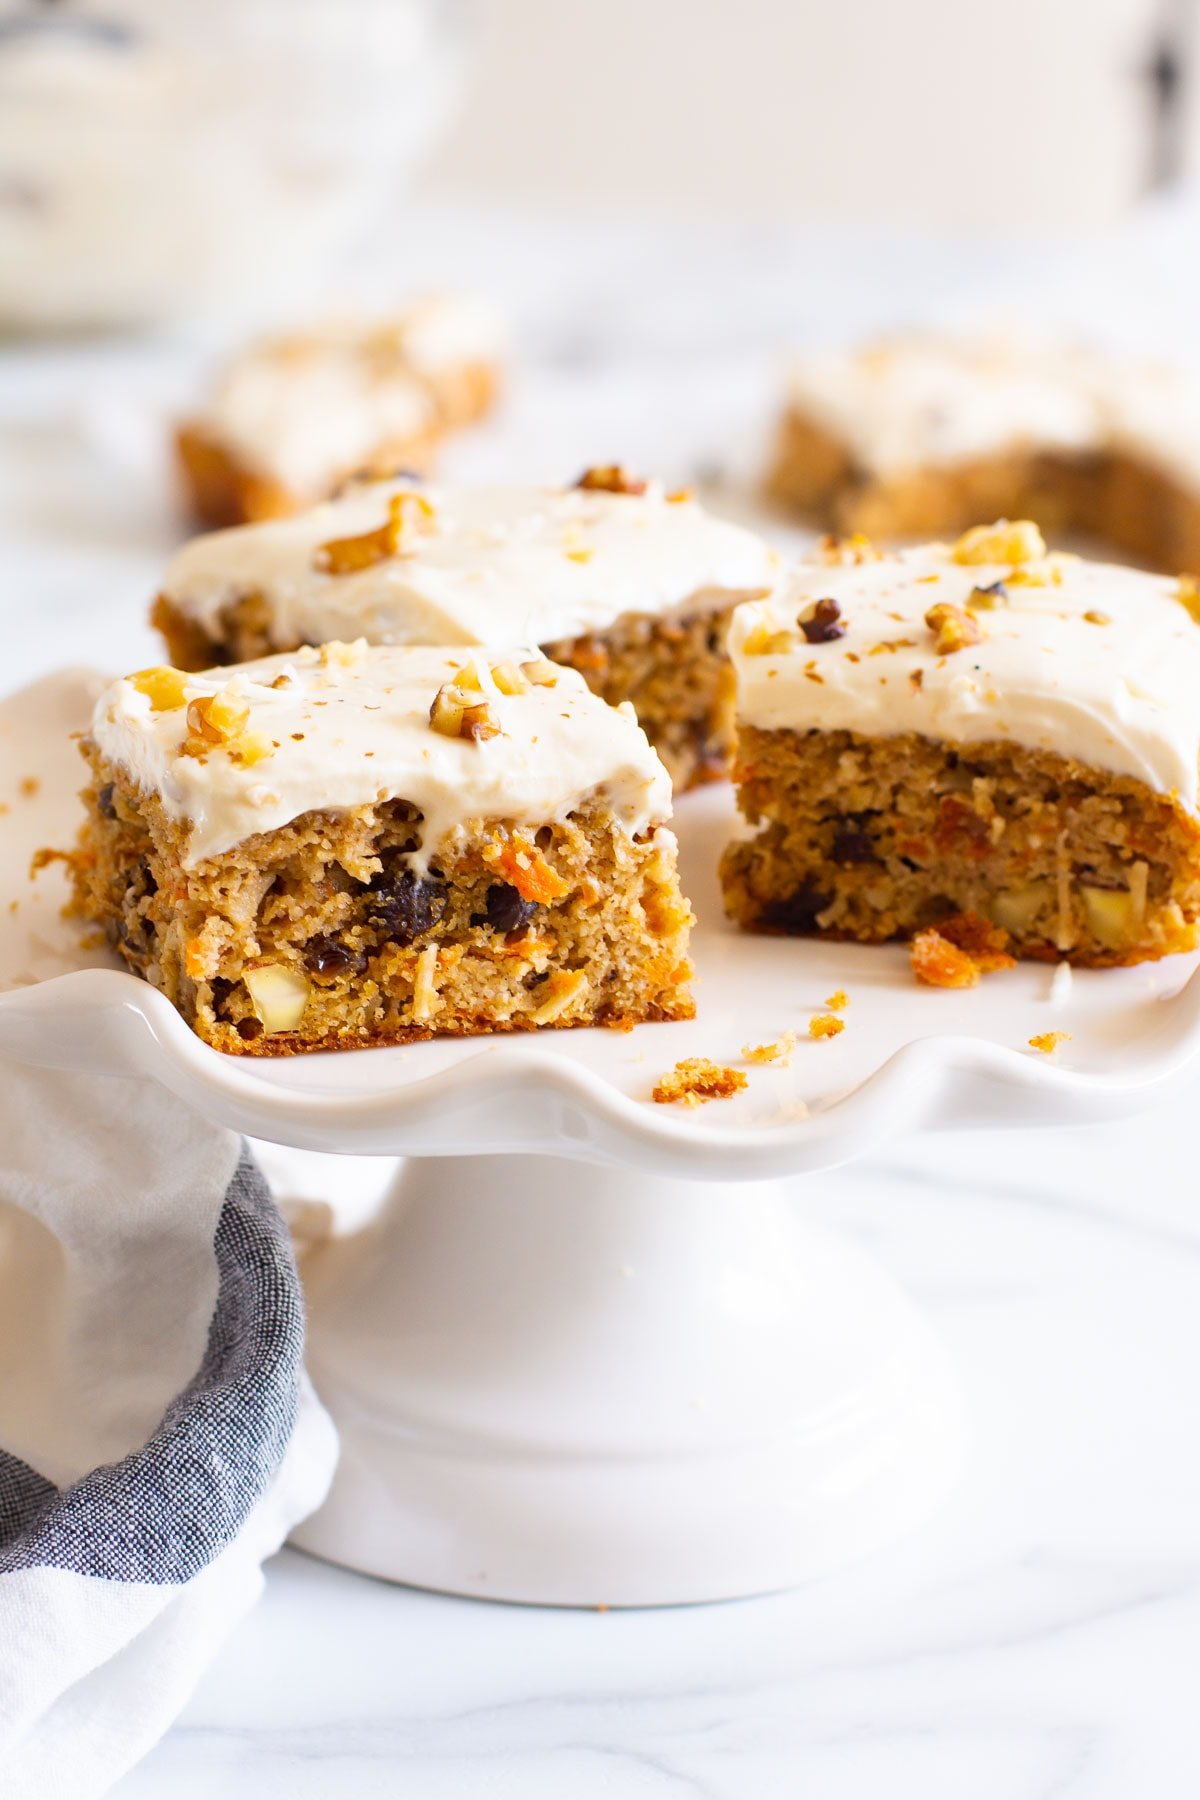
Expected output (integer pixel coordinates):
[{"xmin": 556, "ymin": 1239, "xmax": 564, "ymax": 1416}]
[
  {"xmin": 767, "ymin": 332, "xmax": 1200, "ymax": 572},
  {"xmin": 175, "ymin": 295, "xmax": 504, "ymax": 527}
]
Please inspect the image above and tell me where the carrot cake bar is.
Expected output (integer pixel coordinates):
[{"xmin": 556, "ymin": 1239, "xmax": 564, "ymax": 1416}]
[
  {"xmin": 721, "ymin": 522, "xmax": 1200, "ymax": 966},
  {"xmin": 152, "ymin": 471, "xmax": 778, "ymax": 790},
  {"xmin": 176, "ymin": 295, "xmax": 502, "ymax": 527},
  {"xmin": 71, "ymin": 643, "xmax": 694, "ymax": 1054},
  {"xmin": 767, "ymin": 333, "xmax": 1200, "ymax": 571}
]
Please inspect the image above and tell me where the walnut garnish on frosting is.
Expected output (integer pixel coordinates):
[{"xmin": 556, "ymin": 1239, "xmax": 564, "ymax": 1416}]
[
  {"xmin": 925, "ymin": 601, "xmax": 981, "ymax": 655},
  {"xmin": 130, "ymin": 667, "xmax": 189, "ymax": 712},
  {"xmin": 520, "ymin": 657, "xmax": 560, "ymax": 687},
  {"xmin": 429, "ymin": 679, "xmax": 501, "ymax": 743},
  {"xmin": 968, "ymin": 579, "xmax": 1008, "ymax": 609},
  {"xmin": 1029, "ymin": 1030, "xmax": 1072, "ymax": 1055},
  {"xmin": 574, "ymin": 465, "xmax": 648, "ymax": 496},
  {"xmin": 817, "ymin": 533, "xmax": 879, "ymax": 566},
  {"xmin": 799, "ymin": 598, "xmax": 846, "ymax": 644},
  {"xmin": 182, "ymin": 688, "xmax": 273, "ymax": 766},
  {"xmin": 952, "ymin": 519, "xmax": 1046, "ymax": 566},
  {"xmin": 313, "ymin": 490, "xmax": 435, "ymax": 574},
  {"xmin": 742, "ymin": 622, "xmax": 796, "ymax": 656}
]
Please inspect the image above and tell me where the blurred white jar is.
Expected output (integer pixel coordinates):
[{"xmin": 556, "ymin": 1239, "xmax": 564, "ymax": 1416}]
[{"xmin": 0, "ymin": 0, "xmax": 465, "ymax": 333}]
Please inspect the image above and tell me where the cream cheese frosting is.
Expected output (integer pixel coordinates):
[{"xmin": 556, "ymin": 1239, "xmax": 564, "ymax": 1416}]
[
  {"xmin": 729, "ymin": 533, "xmax": 1200, "ymax": 812},
  {"xmin": 159, "ymin": 476, "xmax": 779, "ymax": 650},
  {"xmin": 91, "ymin": 643, "xmax": 674, "ymax": 869}
]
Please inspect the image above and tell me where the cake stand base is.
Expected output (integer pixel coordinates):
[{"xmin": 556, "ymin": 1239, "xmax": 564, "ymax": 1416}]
[{"xmin": 291, "ymin": 1154, "xmax": 967, "ymax": 1606}]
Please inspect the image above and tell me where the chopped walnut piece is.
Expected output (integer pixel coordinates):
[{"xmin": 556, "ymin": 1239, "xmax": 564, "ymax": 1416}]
[
  {"xmin": 319, "ymin": 639, "xmax": 367, "ymax": 669},
  {"xmin": 490, "ymin": 661, "xmax": 530, "ymax": 696},
  {"xmin": 824, "ymin": 988, "xmax": 849, "ymax": 1011},
  {"xmin": 742, "ymin": 622, "xmax": 795, "ymax": 656},
  {"xmin": 313, "ymin": 490, "xmax": 434, "ymax": 574},
  {"xmin": 429, "ymin": 682, "xmax": 501, "ymax": 743},
  {"xmin": 799, "ymin": 598, "xmax": 846, "ymax": 644},
  {"xmin": 969, "ymin": 580, "xmax": 1008, "ymax": 609},
  {"xmin": 925, "ymin": 602, "xmax": 982, "ymax": 655},
  {"xmin": 742, "ymin": 1031, "xmax": 797, "ymax": 1066},
  {"xmin": 575, "ymin": 465, "xmax": 648, "ymax": 496},
  {"xmin": 520, "ymin": 658, "xmax": 560, "ymax": 687},
  {"xmin": 130, "ymin": 666, "xmax": 189, "ymax": 712},
  {"xmin": 652, "ymin": 1057, "xmax": 748, "ymax": 1105},
  {"xmin": 1029, "ymin": 1030, "xmax": 1072, "ymax": 1055},
  {"xmin": 808, "ymin": 1013, "xmax": 844, "ymax": 1040},
  {"xmin": 186, "ymin": 690, "xmax": 249, "ymax": 744},
  {"xmin": 817, "ymin": 533, "xmax": 879, "ymax": 565},
  {"xmin": 952, "ymin": 519, "xmax": 1046, "ymax": 566}
]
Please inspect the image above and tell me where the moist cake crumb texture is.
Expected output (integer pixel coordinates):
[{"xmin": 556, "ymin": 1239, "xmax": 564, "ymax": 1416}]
[
  {"xmin": 722, "ymin": 524, "xmax": 1200, "ymax": 967},
  {"xmin": 71, "ymin": 643, "xmax": 694, "ymax": 1054}
]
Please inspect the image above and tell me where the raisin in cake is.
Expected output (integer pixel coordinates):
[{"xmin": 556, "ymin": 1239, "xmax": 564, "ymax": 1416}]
[
  {"xmin": 72, "ymin": 643, "xmax": 694, "ymax": 1053},
  {"xmin": 721, "ymin": 522, "xmax": 1200, "ymax": 966}
]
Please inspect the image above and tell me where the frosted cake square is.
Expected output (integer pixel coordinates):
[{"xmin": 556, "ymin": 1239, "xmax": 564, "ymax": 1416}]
[
  {"xmin": 767, "ymin": 333, "xmax": 1200, "ymax": 572},
  {"xmin": 152, "ymin": 471, "xmax": 778, "ymax": 790},
  {"xmin": 71, "ymin": 644, "xmax": 694, "ymax": 1054},
  {"xmin": 721, "ymin": 523, "xmax": 1200, "ymax": 967},
  {"xmin": 176, "ymin": 296, "xmax": 502, "ymax": 527}
]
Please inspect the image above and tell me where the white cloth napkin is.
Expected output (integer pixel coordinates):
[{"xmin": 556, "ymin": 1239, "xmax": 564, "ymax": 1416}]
[{"xmin": 0, "ymin": 1064, "xmax": 338, "ymax": 1800}]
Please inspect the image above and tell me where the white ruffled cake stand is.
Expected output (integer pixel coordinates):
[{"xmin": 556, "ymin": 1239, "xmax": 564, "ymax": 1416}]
[{"xmin": 5, "ymin": 669, "xmax": 1200, "ymax": 1605}]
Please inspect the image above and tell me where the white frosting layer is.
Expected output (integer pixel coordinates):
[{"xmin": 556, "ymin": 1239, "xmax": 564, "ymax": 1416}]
[
  {"xmin": 784, "ymin": 337, "xmax": 1104, "ymax": 476},
  {"xmin": 730, "ymin": 540, "xmax": 1200, "ymax": 812},
  {"xmin": 92, "ymin": 644, "xmax": 674, "ymax": 869},
  {"xmin": 160, "ymin": 477, "xmax": 778, "ymax": 649}
]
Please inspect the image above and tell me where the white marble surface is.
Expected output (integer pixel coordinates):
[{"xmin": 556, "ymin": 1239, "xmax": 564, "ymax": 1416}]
[{"xmin": 5, "ymin": 202, "xmax": 1200, "ymax": 1797}]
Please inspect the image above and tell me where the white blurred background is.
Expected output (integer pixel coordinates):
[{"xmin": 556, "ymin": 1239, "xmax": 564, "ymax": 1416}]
[{"xmin": 424, "ymin": 0, "xmax": 1200, "ymax": 226}]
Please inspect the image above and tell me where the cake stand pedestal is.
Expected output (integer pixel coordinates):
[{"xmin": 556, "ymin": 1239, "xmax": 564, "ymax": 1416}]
[
  {"xmin": 292, "ymin": 1154, "xmax": 962, "ymax": 1605},
  {"xmin": 5, "ymin": 670, "xmax": 1200, "ymax": 1606}
]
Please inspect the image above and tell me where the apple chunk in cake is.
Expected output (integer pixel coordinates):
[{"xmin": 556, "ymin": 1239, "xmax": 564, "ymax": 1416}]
[
  {"xmin": 721, "ymin": 523, "xmax": 1200, "ymax": 967},
  {"xmin": 150, "ymin": 471, "xmax": 777, "ymax": 791},
  {"xmin": 71, "ymin": 644, "xmax": 694, "ymax": 1054}
]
